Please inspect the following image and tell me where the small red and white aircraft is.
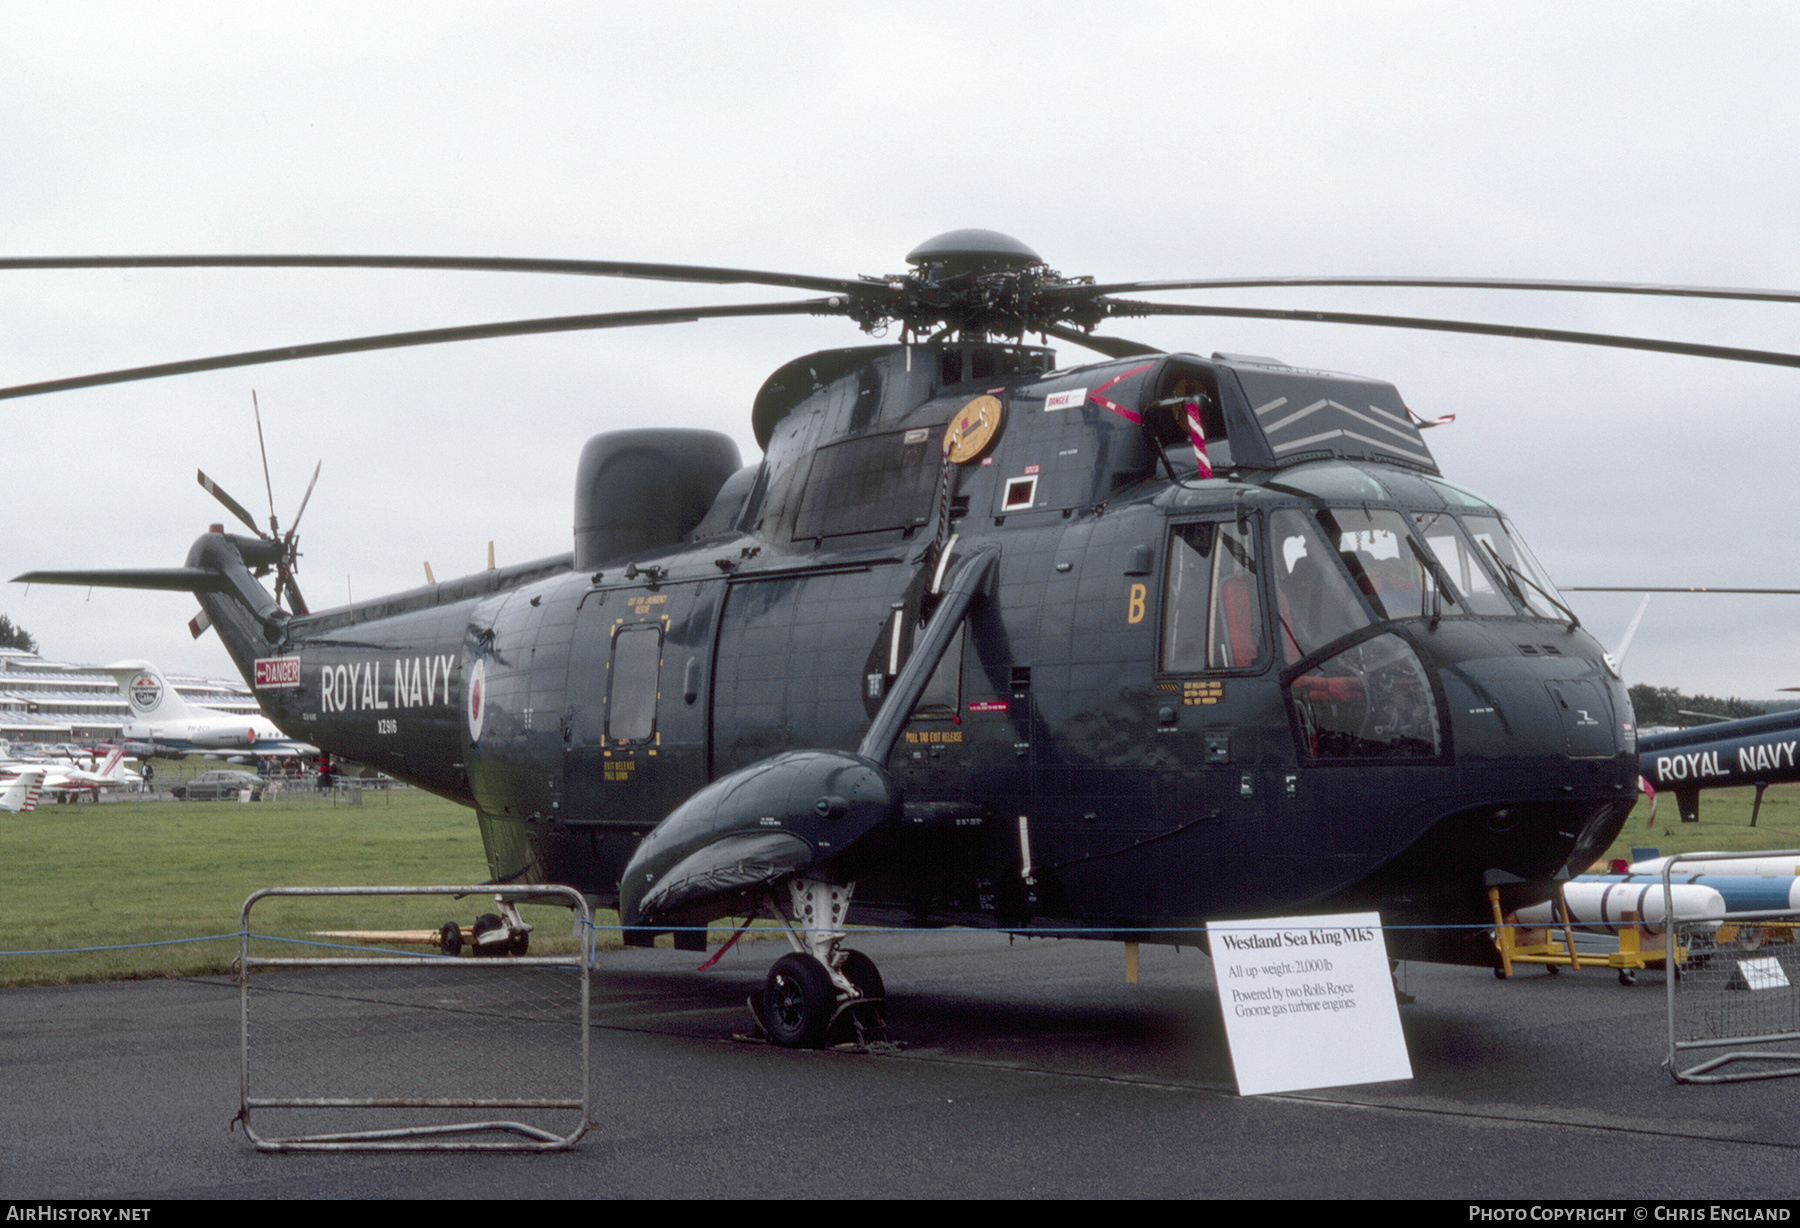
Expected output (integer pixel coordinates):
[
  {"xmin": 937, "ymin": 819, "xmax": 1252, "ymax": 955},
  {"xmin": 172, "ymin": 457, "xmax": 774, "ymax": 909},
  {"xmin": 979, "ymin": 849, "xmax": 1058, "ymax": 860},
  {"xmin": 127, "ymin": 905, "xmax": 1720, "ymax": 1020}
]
[
  {"xmin": 0, "ymin": 747, "xmax": 136, "ymax": 801},
  {"xmin": 0, "ymin": 766, "xmax": 46, "ymax": 813}
]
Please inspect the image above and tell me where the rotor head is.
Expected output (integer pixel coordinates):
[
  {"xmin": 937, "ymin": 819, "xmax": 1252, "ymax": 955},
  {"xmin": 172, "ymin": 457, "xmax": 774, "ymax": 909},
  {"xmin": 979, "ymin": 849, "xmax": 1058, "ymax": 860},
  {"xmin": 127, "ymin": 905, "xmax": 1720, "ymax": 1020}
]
[{"xmin": 904, "ymin": 229, "xmax": 1044, "ymax": 274}]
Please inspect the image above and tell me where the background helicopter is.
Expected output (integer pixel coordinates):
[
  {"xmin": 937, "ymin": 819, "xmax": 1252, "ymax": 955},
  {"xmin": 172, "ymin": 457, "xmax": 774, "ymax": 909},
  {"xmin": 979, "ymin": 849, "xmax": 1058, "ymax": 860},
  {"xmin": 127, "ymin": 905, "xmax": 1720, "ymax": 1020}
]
[
  {"xmin": 13, "ymin": 229, "xmax": 1800, "ymax": 1045},
  {"xmin": 1553, "ymin": 585, "xmax": 1800, "ymax": 828}
]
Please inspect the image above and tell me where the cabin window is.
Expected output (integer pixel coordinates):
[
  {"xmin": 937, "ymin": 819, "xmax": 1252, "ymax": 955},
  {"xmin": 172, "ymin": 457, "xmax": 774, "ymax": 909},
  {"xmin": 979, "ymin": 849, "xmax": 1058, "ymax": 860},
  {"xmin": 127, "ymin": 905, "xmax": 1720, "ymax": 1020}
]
[
  {"xmin": 1161, "ymin": 520, "xmax": 1266, "ymax": 672},
  {"xmin": 1268, "ymin": 509, "xmax": 1372, "ymax": 663},
  {"xmin": 607, "ymin": 624, "xmax": 663, "ymax": 743},
  {"xmin": 914, "ymin": 624, "xmax": 965, "ymax": 720}
]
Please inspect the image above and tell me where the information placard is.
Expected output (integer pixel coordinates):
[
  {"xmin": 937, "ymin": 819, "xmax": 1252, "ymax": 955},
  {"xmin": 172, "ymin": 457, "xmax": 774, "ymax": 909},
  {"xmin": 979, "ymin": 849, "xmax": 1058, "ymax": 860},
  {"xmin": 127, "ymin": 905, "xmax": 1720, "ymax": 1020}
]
[{"xmin": 1209, "ymin": 911, "xmax": 1413, "ymax": 1096}]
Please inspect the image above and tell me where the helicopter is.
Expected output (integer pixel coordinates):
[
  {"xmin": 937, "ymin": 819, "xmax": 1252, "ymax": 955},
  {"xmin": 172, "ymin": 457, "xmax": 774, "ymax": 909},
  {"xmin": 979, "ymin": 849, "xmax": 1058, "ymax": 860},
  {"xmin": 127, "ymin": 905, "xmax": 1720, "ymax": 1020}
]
[
  {"xmin": 1560, "ymin": 586, "xmax": 1800, "ymax": 827},
  {"xmin": 13, "ymin": 229, "xmax": 1800, "ymax": 1047}
]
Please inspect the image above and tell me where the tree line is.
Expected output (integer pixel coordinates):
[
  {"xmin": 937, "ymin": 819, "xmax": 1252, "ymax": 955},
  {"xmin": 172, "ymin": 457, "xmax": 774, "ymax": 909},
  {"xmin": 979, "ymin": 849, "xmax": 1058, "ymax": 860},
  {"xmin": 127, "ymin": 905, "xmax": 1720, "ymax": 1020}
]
[
  {"xmin": 1628, "ymin": 684, "xmax": 1793, "ymax": 727},
  {"xmin": 0, "ymin": 615, "xmax": 35, "ymax": 653}
]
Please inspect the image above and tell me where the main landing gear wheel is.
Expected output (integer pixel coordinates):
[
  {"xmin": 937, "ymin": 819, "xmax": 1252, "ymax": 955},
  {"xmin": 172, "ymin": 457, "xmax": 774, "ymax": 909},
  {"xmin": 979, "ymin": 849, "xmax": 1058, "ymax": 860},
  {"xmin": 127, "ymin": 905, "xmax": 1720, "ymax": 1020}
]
[
  {"xmin": 840, "ymin": 948, "xmax": 884, "ymax": 1005},
  {"xmin": 835, "ymin": 947, "xmax": 887, "ymax": 1043},
  {"xmin": 763, "ymin": 953, "xmax": 836, "ymax": 1048}
]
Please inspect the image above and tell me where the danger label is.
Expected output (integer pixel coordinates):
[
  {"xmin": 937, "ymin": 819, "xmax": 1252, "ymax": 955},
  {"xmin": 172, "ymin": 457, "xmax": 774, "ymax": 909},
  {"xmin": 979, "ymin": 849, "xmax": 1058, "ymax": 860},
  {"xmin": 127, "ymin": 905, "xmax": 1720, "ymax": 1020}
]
[{"xmin": 255, "ymin": 656, "xmax": 302, "ymax": 689}]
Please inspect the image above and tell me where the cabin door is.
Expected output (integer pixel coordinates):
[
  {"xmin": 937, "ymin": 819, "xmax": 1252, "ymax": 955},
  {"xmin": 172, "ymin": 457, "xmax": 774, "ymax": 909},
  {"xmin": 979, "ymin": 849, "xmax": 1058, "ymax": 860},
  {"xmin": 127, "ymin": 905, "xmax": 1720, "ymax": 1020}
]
[{"xmin": 563, "ymin": 579, "xmax": 719, "ymax": 831}]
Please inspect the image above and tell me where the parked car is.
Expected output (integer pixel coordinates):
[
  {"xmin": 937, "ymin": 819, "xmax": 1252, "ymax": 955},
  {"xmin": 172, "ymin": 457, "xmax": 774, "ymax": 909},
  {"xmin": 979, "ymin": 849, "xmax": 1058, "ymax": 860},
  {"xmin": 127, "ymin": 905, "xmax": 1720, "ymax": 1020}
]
[{"xmin": 171, "ymin": 769, "xmax": 264, "ymax": 801}]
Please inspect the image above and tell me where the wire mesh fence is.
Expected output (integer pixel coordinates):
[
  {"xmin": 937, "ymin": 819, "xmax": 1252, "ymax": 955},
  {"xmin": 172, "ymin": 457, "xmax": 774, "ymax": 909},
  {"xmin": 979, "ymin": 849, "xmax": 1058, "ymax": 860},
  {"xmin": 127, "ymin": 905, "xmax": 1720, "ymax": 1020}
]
[
  {"xmin": 1663, "ymin": 851, "xmax": 1800, "ymax": 1084},
  {"xmin": 238, "ymin": 885, "xmax": 592, "ymax": 1150},
  {"xmin": 1668, "ymin": 917, "xmax": 1800, "ymax": 1082}
]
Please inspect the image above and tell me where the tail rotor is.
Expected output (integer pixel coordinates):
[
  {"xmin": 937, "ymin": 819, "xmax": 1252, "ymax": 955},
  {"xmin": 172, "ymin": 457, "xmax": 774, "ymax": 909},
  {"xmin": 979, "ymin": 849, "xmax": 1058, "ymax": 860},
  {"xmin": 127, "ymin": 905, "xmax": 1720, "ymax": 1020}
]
[{"xmin": 195, "ymin": 391, "xmax": 320, "ymax": 616}]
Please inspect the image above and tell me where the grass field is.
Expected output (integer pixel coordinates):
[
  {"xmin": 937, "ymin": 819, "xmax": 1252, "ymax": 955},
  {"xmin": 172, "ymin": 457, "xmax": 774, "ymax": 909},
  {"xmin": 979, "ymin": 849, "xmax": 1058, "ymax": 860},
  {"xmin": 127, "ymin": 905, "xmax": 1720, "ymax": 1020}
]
[
  {"xmin": 0, "ymin": 787, "xmax": 597, "ymax": 987},
  {"xmin": 1601, "ymin": 781, "xmax": 1800, "ymax": 864},
  {"xmin": 5, "ymin": 779, "xmax": 1799, "ymax": 988}
]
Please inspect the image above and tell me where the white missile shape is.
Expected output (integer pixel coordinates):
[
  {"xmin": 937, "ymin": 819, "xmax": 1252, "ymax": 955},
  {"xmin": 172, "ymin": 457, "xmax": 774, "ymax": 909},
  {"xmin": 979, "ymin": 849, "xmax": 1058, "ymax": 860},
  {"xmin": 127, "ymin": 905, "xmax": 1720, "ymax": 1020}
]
[
  {"xmin": 1581, "ymin": 872, "xmax": 1800, "ymax": 914},
  {"xmin": 1629, "ymin": 853, "xmax": 1800, "ymax": 879},
  {"xmin": 1516, "ymin": 881, "xmax": 1726, "ymax": 934}
]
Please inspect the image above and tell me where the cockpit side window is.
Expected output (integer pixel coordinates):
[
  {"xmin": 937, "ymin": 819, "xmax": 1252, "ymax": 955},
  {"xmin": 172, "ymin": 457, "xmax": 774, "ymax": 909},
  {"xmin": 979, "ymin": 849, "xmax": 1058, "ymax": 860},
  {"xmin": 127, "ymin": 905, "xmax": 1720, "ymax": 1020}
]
[
  {"xmin": 1161, "ymin": 519, "xmax": 1266, "ymax": 672},
  {"xmin": 1268, "ymin": 508, "xmax": 1373, "ymax": 663}
]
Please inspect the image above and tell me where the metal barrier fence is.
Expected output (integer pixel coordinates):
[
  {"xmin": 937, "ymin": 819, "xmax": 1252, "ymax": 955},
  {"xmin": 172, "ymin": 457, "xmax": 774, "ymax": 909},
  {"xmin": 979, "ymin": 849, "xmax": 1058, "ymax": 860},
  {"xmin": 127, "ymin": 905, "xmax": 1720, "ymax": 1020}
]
[
  {"xmin": 1664, "ymin": 850, "xmax": 1800, "ymax": 1084},
  {"xmin": 238, "ymin": 884, "xmax": 592, "ymax": 1151}
]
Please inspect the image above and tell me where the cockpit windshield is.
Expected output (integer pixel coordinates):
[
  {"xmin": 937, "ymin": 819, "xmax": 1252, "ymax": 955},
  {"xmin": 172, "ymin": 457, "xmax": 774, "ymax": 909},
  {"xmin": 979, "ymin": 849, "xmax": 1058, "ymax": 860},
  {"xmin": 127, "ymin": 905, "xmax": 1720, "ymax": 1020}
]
[
  {"xmin": 1316, "ymin": 507, "xmax": 1440, "ymax": 622},
  {"xmin": 1412, "ymin": 510, "xmax": 1514, "ymax": 616},
  {"xmin": 1463, "ymin": 514, "xmax": 1572, "ymax": 621}
]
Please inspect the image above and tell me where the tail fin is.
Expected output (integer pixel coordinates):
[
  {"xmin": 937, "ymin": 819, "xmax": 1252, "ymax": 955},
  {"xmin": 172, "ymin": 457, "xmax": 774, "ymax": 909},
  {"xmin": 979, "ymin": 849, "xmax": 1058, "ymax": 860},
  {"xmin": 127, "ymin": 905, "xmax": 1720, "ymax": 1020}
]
[
  {"xmin": 17, "ymin": 529, "xmax": 293, "ymax": 691},
  {"xmin": 95, "ymin": 746, "xmax": 126, "ymax": 779},
  {"xmin": 102, "ymin": 661, "xmax": 207, "ymax": 722},
  {"xmin": 1, "ymin": 767, "xmax": 46, "ymax": 813}
]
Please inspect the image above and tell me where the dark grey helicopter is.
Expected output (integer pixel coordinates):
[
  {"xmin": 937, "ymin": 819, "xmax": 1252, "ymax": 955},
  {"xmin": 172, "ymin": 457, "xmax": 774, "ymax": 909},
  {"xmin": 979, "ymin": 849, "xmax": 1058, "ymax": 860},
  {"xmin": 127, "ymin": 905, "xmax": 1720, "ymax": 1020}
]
[{"xmin": 15, "ymin": 230, "xmax": 1800, "ymax": 1046}]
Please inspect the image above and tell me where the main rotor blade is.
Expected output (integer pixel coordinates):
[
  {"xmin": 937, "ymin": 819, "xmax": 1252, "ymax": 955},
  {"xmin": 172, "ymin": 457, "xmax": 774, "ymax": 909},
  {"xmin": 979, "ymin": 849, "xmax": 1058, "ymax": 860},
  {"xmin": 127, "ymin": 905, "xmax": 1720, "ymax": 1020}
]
[
  {"xmin": 196, "ymin": 470, "xmax": 264, "ymax": 536},
  {"xmin": 12, "ymin": 566, "xmax": 231, "ymax": 593},
  {"xmin": 0, "ymin": 253, "xmax": 878, "ymax": 298},
  {"xmin": 1101, "ymin": 300, "xmax": 1800, "ymax": 370},
  {"xmin": 1567, "ymin": 586, "xmax": 1800, "ymax": 594},
  {"xmin": 1041, "ymin": 324, "xmax": 1163, "ymax": 359},
  {"xmin": 0, "ymin": 298, "xmax": 848, "ymax": 401},
  {"xmin": 1070, "ymin": 275, "xmax": 1800, "ymax": 305}
]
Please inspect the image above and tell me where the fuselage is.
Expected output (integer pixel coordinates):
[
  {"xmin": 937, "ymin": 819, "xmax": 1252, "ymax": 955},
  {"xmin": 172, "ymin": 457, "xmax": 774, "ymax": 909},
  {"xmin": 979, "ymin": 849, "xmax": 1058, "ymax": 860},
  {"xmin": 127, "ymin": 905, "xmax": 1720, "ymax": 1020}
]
[{"xmin": 209, "ymin": 344, "xmax": 1639, "ymax": 964}]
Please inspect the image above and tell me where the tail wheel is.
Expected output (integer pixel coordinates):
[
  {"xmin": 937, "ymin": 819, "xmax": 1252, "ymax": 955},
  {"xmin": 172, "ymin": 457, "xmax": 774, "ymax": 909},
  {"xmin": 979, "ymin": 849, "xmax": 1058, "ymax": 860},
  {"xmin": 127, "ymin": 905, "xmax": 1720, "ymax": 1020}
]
[
  {"xmin": 470, "ymin": 912, "xmax": 504, "ymax": 957},
  {"xmin": 763, "ymin": 953, "xmax": 835, "ymax": 1048}
]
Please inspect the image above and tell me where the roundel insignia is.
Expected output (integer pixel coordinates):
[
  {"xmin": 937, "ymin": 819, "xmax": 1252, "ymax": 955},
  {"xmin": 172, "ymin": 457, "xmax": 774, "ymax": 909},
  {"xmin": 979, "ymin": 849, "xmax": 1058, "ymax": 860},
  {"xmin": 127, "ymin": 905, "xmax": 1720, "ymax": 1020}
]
[
  {"xmin": 128, "ymin": 672, "xmax": 161, "ymax": 714},
  {"xmin": 943, "ymin": 395, "xmax": 1004, "ymax": 464},
  {"xmin": 465, "ymin": 658, "xmax": 487, "ymax": 743}
]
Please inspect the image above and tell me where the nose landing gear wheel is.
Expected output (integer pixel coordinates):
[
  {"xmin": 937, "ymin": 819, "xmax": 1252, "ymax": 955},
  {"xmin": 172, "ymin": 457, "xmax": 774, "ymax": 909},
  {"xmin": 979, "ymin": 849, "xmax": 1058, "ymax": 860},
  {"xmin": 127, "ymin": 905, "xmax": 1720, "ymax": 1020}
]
[{"xmin": 763, "ymin": 953, "xmax": 835, "ymax": 1048}]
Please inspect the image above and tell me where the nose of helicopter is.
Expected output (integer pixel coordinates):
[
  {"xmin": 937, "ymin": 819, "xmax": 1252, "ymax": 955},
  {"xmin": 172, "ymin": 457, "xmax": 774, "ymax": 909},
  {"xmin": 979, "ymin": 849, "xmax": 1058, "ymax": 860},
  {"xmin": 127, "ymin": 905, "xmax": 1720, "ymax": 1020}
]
[
  {"xmin": 1425, "ymin": 621, "xmax": 1636, "ymax": 773},
  {"xmin": 1344, "ymin": 623, "xmax": 1639, "ymax": 966}
]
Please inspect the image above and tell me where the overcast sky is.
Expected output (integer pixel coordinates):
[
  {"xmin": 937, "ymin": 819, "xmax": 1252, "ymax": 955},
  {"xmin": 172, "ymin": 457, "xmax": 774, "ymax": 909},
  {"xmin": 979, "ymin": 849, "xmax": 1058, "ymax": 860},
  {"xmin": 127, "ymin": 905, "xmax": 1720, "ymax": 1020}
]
[{"xmin": 4, "ymin": 2, "xmax": 1799, "ymax": 699}]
